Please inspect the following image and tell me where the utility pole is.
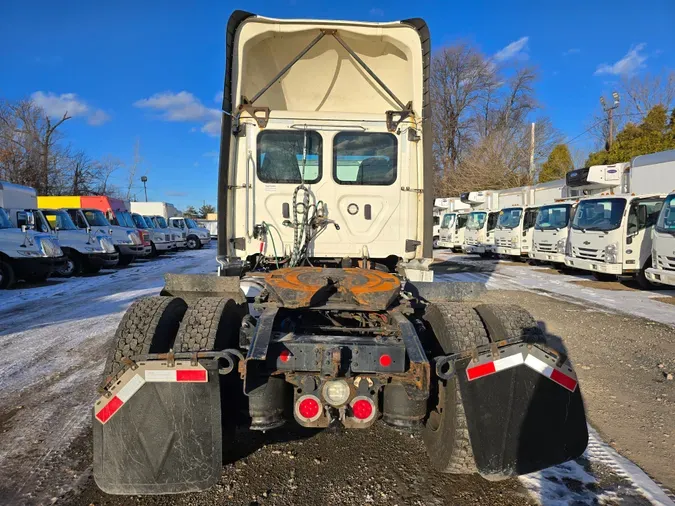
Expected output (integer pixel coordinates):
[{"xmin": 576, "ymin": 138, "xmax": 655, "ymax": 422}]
[
  {"xmin": 529, "ymin": 122, "xmax": 536, "ymax": 182},
  {"xmin": 141, "ymin": 176, "xmax": 148, "ymax": 202},
  {"xmin": 600, "ymin": 91, "xmax": 620, "ymax": 151}
]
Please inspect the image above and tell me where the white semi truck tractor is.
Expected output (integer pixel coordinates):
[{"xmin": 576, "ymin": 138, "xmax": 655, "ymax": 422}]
[
  {"xmin": 92, "ymin": 11, "xmax": 588, "ymax": 497},
  {"xmin": 461, "ymin": 191, "xmax": 499, "ymax": 257},
  {"xmin": 494, "ymin": 180, "xmax": 566, "ymax": 260},
  {"xmin": 0, "ymin": 182, "xmax": 64, "ymax": 288}
]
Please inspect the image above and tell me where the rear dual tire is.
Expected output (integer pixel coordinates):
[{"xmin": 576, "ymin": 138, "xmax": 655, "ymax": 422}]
[
  {"xmin": 422, "ymin": 302, "xmax": 544, "ymax": 477},
  {"xmin": 104, "ymin": 296, "xmax": 188, "ymax": 378}
]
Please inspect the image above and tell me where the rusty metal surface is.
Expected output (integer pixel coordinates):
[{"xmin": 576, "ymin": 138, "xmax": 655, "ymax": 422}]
[{"xmin": 262, "ymin": 267, "xmax": 400, "ymax": 310}]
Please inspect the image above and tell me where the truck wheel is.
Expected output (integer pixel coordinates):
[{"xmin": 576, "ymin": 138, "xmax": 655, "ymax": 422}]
[
  {"xmin": 422, "ymin": 302, "xmax": 489, "ymax": 475},
  {"xmin": 174, "ymin": 297, "xmax": 246, "ymax": 450},
  {"xmin": 117, "ymin": 254, "xmax": 135, "ymax": 267},
  {"xmin": 56, "ymin": 252, "xmax": 81, "ymax": 277},
  {"xmin": 104, "ymin": 296, "xmax": 188, "ymax": 378},
  {"xmin": 149, "ymin": 242, "xmax": 159, "ymax": 257},
  {"xmin": 636, "ymin": 258, "xmax": 660, "ymax": 290},
  {"xmin": 433, "ymin": 236, "xmax": 440, "ymax": 249},
  {"xmin": 592, "ymin": 272, "xmax": 617, "ymax": 282},
  {"xmin": 174, "ymin": 297, "xmax": 245, "ymax": 352},
  {"xmin": 473, "ymin": 304, "xmax": 544, "ymax": 342},
  {"xmin": 186, "ymin": 235, "xmax": 199, "ymax": 250},
  {"xmin": 0, "ymin": 261, "xmax": 16, "ymax": 289}
]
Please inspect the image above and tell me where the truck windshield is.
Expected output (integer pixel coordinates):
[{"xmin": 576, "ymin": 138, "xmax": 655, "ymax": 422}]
[
  {"xmin": 83, "ymin": 210, "xmax": 110, "ymax": 227},
  {"xmin": 466, "ymin": 212, "xmax": 487, "ymax": 230},
  {"xmin": 186, "ymin": 218, "xmax": 199, "ymax": 229},
  {"xmin": 0, "ymin": 208, "xmax": 12, "ymax": 229},
  {"xmin": 42, "ymin": 210, "xmax": 78, "ymax": 231},
  {"xmin": 573, "ymin": 198, "xmax": 626, "ymax": 231},
  {"xmin": 145, "ymin": 216, "xmax": 158, "ymax": 228},
  {"xmin": 155, "ymin": 216, "xmax": 168, "ymax": 228},
  {"xmin": 116, "ymin": 211, "xmax": 135, "ymax": 227},
  {"xmin": 441, "ymin": 213, "xmax": 455, "ymax": 229},
  {"xmin": 535, "ymin": 205, "xmax": 571, "ymax": 230},
  {"xmin": 497, "ymin": 208, "xmax": 523, "ymax": 229},
  {"xmin": 132, "ymin": 213, "xmax": 148, "ymax": 228},
  {"xmin": 656, "ymin": 194, "xmax": 675, "ymax": 234}
]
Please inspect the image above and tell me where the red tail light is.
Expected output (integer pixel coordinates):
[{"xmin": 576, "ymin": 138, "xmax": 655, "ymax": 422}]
[
  {"xmin": 350, "ymin": 396, "xmax": 375, "ymax": 422},
  {"xmin": 295, "ymin": 395, "xmax": 322, "ymax": 422}
]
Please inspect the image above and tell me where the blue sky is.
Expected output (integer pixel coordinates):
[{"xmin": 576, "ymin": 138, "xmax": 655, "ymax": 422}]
[{"xmin": 1, "ymin": 0, "xmax": 674, "ymax": 210}]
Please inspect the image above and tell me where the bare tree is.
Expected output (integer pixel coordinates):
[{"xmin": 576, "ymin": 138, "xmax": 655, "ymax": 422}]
[
  {"xmin": 92, "ymin": 155, "xmax": 123, "ymax": 196},
  {"xmin": 430, "ymin": 43, "xmax": 495, "ymax": 176},
  {"xmin": 126, "ymin": 138, "xmax": 143, "ymax": 200}
]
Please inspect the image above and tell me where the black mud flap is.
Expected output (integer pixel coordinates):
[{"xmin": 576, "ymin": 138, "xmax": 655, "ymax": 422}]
[
  {"xmin": 93, "ymin": 361, "xmax": 222, "ymax": 494},
  {"xmin": 457, "ymin": 348, "xmax": 588, "ymax": 478}
]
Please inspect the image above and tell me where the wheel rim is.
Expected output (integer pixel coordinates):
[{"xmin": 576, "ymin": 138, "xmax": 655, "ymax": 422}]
[
  {"xmin": 61, "ymin": 259, "xmax": 75, "ymax": 275},
  {"xmin": 188, "ymin": 239, "xmax": 197, "ymax": 248},
  {"xmin": 0, "ymin": 269, "xmax": 4, "ymax": 285}
]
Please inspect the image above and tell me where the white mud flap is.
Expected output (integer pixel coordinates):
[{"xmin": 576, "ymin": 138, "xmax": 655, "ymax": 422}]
[{"xmin": 93, "ymin": 360, "xmax": 222, "ymax": 494}]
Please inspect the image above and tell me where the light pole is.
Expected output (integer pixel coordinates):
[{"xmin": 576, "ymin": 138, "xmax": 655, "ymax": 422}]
[
  {"xmin": 141, "ymin": 176, "xmax": 148, "ymax": 202},
  {"xmin": 600, "ymin": 91, "xmax": 620, "ymax": 151}
]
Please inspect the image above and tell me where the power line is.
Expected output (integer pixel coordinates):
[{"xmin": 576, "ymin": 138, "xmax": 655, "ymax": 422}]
[{"xmin": 563, "ymin": 112, "xmax": 650, "ymax": 146}]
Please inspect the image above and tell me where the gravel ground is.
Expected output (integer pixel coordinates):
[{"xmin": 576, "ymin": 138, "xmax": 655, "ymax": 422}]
[{"xmin": 3, "ymin": 251, "xmax": 674, "ymax": 505}]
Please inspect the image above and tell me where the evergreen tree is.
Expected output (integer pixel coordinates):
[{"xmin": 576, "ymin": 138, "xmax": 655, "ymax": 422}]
[{"xmin": 539, "ymin": 144, "xmax": 574, "ymax": 183}]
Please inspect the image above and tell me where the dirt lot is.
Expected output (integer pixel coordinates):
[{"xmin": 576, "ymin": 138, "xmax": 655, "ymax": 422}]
[{"xmin": 480, "ymin": 289, "xmax": 675, "ymax": 491}]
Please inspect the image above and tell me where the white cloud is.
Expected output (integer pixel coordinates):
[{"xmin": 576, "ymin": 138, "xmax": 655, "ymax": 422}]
[
  {"xmin": 31, "ymin": 91, "xmax": 110, "ymax": 126},
  {"xmin": 594, "ymin": 43, "xmax": 647, "ymax": 76},
  {"xmin": 369, "ymin": 8, "xmax": 384, "ymax": 17},
  {"xmin": 563, "ymin": 48, "xmax": 581, "ymax": 56},
  {"xmin": 493, "ymin": 36, "xmax": 529, "ymax": 62},
  {"xmin": 134, "ymin": 91, "xmax": 221, "ymax": 137}
]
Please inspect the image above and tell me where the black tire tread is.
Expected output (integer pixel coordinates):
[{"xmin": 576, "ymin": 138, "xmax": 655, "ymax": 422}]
[
  {"xmin": 105, "ymin": 296, "xmax": 187, "ymax": 377},
  {"xmin": 423, "ymin": 302, "xmax": 489, "ymax": 474},
  {"xmin": 475, "ymin": 303, "xmax": 544, "ymax": 342},
  {"xmin": 175, "ymin": 297, "xmax": 234, "ymax": 352},
  {"xmin": 0, "ymin": 261, "xmax": 16, "ymax": 289}
]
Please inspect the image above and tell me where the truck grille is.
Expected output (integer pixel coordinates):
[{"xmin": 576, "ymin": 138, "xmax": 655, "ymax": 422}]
[
  {"xmin": 496, "ymin": 237, "xmax": 510, "ymax": 247},
  {"xmin": 572, "ymin": 246, "xmax": 604, "ymax": 261},
  {"xmin": 465, "ymin": 238, "xmax": 477, "ymax": 246},
  {"xmin": 657, "ymin": 255, "xmax": 675, "ymax": 271},
  {"xmin": 536, "ymin": 242, "xmax": 554, "ymax": 252}
]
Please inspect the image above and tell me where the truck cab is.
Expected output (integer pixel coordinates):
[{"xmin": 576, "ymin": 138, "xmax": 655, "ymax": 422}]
[
  {"xmin": 438, "ymin": 211, "xmax": 468, "ymax": 251},
  {"xmin": 464, "ymin": 211, "xmax": 499, "ymax": 257},
  {"xmin": 564, "ymin": 194, "xmax": 664, "ymax": 287},
  {"xmin": 0, "ymin": 206, "xmax": 63, "ymax": 288},
  {"xmin": 647, "ymin": 192, "xmax": 675, "ymax": 286},
  {"xmin": 494, "ymin": 206, "xmax": 539, "ymax": 259},
  {"xmin": 530, "ymin": 201, "xmax": 576, "ymax": 264},
  {"xmin": 65, "ymin": 208, "xmax": 144, "ymax": 266},
  {"xmin": 11, "ymin": 208, "xmax": 117, "ymax": 276},
  {"xmin": 142, "ymin": 215, "xmax": 177, "ymax": 255},
  {"xmin": 169, "ymin": 217, "xmax": 210, "ymax": 249}
]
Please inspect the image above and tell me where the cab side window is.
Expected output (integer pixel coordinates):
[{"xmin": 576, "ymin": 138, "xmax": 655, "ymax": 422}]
[{"xmin": 487, "ymin": 212, "xmax": 499, "ymax": 232}]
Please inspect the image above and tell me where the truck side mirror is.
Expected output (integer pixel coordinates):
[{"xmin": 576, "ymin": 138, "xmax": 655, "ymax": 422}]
[
  {"xmin": 26, "ymin": 210, "xmax": 35, "ymax": 227},
  {"xmin": 21, "ymin": 225, "xmax": 27, "ymax": 233}
]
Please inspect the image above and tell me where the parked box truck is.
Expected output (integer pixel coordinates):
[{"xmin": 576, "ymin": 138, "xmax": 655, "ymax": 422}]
[
  {"xmin": 38, "ymin": 196, "xmax": 145, "ymax": 266},
  {"xmin": 130, "ymin": 202, "xmax": 211, "ymax": 249},
  {"xmin": 0, "ymin": 182, "xmax": 64, "ymax": 288},
  {"xmin": 529, "ymin": 200, "xmax": 578, "ymax": 265},
  {"xmin": 460, "ymin": 191, "xmax": 499, "ymax": 256},
  {"xmin": 437, "ymin": 199, "xmax": 471, "ymax": 250},
  {"xmin": 494, "ymin": 180, "xmax": 566, "ymax": 260}
]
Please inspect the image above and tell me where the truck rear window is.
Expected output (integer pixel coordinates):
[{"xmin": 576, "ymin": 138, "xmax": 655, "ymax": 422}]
[
  {"xmin": 257, "ymin": 131, "xmax": 322, "ymax": 184},
  {"xmin": 333, "ymin": 132, "xmax": 397, "ymax": 186}
]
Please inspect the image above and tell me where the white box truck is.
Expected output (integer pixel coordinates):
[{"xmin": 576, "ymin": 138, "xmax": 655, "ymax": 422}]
[
  {"xmin": 0, "ymin": 182, "xmax": 64, "ymax": 287},
  {"xmin": 436, "ymin": 198, "xmax": 471, "ymax": 250},
  {"xmin": 494, "ymin": 180, "xmax": 566, "ymax": 260},
  {"xmin": 130, "ymin": 202, "xmax": 211, "ymax": 249},
  {"xmin": 2, "ymin": 182, "xmax": 117, "ymax": 277},
  {"xmin": 461, "ymin": 190, "xmax": 500, "ymax": 257},
  {"xmin": 565, "ymin": 150, "xmax": 674, "ymax": 288},
  {"xmin": 529, "ymin": 200, "xmax": 577, "ymax": 265}
]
